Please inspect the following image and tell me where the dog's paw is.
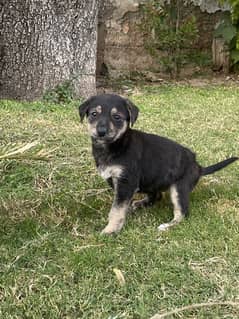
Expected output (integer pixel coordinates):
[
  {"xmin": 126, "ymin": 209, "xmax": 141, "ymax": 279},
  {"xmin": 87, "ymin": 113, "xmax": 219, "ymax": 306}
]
[
  {"xmin": 131, "ymin": 200, "xmax": 140, "ymax": 211},
  {"xmin": 157, "ymin": 223, "xmax": 170, "ymax": 232},
  {"xmin": 101, "ymin": 225, "xmax": 118, "ymax": 235},
  {"xmin": 131, "ymin": 198, "xmax": 148, "ymax": 211}
]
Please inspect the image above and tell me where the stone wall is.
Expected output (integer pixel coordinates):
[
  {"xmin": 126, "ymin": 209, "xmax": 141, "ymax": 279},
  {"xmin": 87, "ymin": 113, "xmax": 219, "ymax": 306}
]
[{"xmin": 97, "ymin": 0, "xmax": 227, "ymax": 78}]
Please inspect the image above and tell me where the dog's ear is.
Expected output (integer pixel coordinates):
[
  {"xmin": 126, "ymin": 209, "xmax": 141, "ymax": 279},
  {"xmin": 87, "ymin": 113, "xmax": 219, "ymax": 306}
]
[
  {"xmin": 79, "ymin": 96, "xmax": 96, "ymax": 122},
  {"xmin": 126, "ymin": 99, "xmax": 139, "ymax": 126}
]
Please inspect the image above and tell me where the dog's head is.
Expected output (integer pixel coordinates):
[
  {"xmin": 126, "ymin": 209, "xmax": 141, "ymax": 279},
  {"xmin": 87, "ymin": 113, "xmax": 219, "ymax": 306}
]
[{"xmin": 79, "ymin": 94, "xmax": 139, "ymax": 143}]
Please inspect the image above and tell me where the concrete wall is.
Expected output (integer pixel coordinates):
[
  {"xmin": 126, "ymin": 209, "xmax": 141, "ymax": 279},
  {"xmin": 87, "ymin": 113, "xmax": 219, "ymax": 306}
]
[{"xmin": 97, "ymin": 1, "xmax": 225, "ymax": 78}]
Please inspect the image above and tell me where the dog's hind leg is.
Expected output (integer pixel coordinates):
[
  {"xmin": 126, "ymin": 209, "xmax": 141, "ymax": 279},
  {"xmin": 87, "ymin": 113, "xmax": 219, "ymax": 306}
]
[
  {"xmin": 158, "ymin": 163, "xmax": 200, "ymax": 231},
  {"xmin": 158, "ymin": 184, "xmax": 189, "ymax": 231},
  {"xmin": 131, "ymin": 192, "xmax": 158, "ymax": 211}
]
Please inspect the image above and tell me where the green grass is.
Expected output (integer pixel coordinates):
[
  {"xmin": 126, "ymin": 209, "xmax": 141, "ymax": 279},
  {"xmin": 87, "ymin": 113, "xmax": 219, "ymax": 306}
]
[{"xmin": 0, "ymin": 85, "xmax": 239, "ymax": 319}]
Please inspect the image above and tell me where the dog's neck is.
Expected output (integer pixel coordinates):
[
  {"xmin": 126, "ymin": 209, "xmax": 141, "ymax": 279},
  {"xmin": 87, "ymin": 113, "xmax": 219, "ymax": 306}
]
[{"xmin": 91, "ymin": 129, "xmax": 132, "ymax": 167}]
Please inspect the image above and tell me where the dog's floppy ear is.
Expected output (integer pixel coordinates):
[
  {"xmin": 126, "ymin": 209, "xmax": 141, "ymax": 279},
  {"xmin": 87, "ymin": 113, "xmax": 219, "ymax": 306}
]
[
  {"xmin": 125, "ymin": 99, "xmax": 139, "ymax": 126},
  {"xmin": 79, "ymin": 96, "xmax": 96, "ymax": 122}
]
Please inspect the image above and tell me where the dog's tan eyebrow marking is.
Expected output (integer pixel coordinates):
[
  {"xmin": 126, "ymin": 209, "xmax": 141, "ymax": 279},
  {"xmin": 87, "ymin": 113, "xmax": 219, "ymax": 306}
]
[
  {"xmin": 95, "ymin": 105, "xmax": 102, "ymax": 113},
  {"xmin": 111, "ymin": 108, "xmax": 124, "ymax": 117},
  {"xmin": 111, "ymin": 107, "xmax": 118, "ymax": 114}
]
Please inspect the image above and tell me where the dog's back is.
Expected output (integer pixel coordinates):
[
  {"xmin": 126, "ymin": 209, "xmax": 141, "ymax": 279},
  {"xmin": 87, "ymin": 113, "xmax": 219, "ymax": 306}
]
[{"xmin": 126, "ymin": 129, "xmax": 198, "ymax": 192}]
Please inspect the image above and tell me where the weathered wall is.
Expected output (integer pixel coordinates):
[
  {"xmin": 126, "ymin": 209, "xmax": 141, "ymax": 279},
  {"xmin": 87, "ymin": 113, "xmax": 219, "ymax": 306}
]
[
  {"xmin": 98, "ymin": 0, "xmax": 156, "ymax": 78},
  {"xmin": 98, "ymin": 0, "xmax": 228, "ymax": 78}
]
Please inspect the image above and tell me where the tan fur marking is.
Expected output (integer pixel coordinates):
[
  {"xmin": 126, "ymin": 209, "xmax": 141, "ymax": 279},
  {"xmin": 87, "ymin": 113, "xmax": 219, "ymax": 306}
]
[
  {"xmin": 158, "ymin": 184, "xmax": 184, "ymax": 231},
  {"xmin": 98, "ymin": 165, "xmax": 123, "ymax": 180},
  {"xmin": 87, "ymin": 121, "xmax": 97, "ymax": 137},
  {"xmin": 111, "ymin": 108, "xmax": 125, "ymax": 118},
  {"xmin": 87, "ymin": 105, "xmax": 102, "ymax": 137},
  {"xmin": 111, "ymin": 107, "xmax": 118, "ymax": 114},
  {"xmin": 170, "ymin": 184, "xmax": 182, "ymax": 219},
  {"xmin": 113, "ymin": 121, "xmax": 128, "ymax": 141},
  {"xmin": 101, "ymin": 202, "xmax": 129, "ymax": 234},
  {"xmin": 109, "ymin": 121, "xmax": 114, "ymax": 131},
  {"xmin": 96, "ymin": 105, "xmax": 102, "ymax": 113}
]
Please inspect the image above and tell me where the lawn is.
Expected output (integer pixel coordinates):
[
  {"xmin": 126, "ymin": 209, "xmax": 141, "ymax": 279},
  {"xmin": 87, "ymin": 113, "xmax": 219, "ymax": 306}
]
[{"xmin": 0, "ymin": 85, "xmax": 239, "ymax": 319}]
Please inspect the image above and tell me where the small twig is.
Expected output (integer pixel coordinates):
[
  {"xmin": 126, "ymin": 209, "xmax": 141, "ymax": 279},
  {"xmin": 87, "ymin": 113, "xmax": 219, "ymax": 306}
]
[
  {"xmin": 0, "ymin": 141, "xmax": 39, "ymax": 159},
  {"xmin": 6, "ymin": 255, "xmax": 23, "ymax": 270},
  {"xmin": 0, "ymin": 141, "xmax": 54, "ymax": 161},
  {"xmin": 150, "ymin": 301, "xmax": 239, "ymax": 319},
  {"xmin": 84, "ymin": 187, "xmax": 110, "ymax": 193}
]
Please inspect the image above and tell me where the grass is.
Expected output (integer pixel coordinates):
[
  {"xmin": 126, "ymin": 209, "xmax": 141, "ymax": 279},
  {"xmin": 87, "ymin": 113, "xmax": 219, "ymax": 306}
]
[{"xmin": 0, "ymin": 85, "xmax": 239, "ymax": 319}]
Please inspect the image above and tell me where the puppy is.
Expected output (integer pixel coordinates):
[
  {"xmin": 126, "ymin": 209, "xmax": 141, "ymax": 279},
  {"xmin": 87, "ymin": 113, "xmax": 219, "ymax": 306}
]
[{"xmin": 79, "ymin": 94, "xmax": 238, "ymax": 234}]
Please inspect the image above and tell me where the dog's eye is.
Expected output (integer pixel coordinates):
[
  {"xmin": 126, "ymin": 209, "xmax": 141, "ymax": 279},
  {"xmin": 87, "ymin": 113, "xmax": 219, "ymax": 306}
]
[
  {"xmin": 113, "ymin": 114, "xmax": 121, "ymax": 121},
  {"xmin": 90, "ymin": 111, "xmax": 97, "ymax": 117}
]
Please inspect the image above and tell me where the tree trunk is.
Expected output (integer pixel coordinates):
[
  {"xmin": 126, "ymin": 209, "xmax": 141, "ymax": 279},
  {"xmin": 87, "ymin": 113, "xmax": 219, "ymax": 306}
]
[{"xmin": 0, "ymin": 0, "xmax": 97, "ymax": 100}]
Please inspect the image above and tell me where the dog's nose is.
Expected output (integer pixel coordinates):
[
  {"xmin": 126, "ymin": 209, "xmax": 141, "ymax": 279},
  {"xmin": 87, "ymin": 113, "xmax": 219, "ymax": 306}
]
[{"xmin": 97, "ymin": 126, "xmax": 107, "ymax": 137}]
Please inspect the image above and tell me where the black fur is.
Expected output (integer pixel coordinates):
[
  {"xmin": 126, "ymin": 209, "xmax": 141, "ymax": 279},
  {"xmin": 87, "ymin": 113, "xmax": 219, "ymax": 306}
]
[
  {"xmin": 79, "ymin": 94, "xmax": 238, "ymax": 234},
  {"xmin": 201, "ymin": 157, "xmax": 238, "ymax": 176}
]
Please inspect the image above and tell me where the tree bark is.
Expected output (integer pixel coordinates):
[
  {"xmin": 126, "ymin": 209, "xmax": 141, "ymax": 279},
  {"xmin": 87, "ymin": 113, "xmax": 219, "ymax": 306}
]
[{"xmin": 0, "ymin": 0, "xmax": 97, "ymax": 100}]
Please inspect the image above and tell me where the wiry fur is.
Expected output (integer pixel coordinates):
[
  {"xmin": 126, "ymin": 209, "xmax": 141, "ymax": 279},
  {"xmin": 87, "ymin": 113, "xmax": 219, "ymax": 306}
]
[{"xmin": 79, "ymin": 94, "xmax": 238, "ymax": 234}]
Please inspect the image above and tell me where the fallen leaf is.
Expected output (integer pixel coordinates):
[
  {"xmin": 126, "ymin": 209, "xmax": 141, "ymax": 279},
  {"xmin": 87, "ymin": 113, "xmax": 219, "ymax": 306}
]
[{"xmin": 113, "ymin": 268, "xmax": 126, "ymax": 286}]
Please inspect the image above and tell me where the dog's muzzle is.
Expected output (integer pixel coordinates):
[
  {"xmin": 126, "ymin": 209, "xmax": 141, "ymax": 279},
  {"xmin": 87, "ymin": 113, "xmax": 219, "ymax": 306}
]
[{"xmin": 94, "ymin": 122, "xmax": 117, "ymax": 142}]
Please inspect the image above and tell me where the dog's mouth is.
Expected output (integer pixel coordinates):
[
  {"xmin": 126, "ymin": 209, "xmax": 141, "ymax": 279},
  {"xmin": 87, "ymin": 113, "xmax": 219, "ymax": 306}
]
[{"xmin": 92, "ymin": 132, "xmax": 117, "ymax": 143}]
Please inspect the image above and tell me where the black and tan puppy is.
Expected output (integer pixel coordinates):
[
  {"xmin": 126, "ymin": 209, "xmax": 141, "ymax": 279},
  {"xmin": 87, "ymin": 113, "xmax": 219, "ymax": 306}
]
[{"xmin": 79, "ymin": 94, "xmax": 238, "ymax": 234}]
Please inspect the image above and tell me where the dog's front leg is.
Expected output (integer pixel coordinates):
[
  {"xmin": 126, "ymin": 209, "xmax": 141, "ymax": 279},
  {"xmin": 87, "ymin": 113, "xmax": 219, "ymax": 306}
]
[
  {"xmin": 101, "ymin": 178, "xmax": 136, "ymax": 235},
  {"xmin": 101, "ymin": 201, "xmax": 129, "ymax": 235}
]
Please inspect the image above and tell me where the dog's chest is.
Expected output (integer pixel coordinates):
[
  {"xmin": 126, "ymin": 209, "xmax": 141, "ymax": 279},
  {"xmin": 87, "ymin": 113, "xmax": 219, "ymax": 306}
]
[{"xmin": 97, "ymin": 165, "xmax": 123, "ymax": 180}]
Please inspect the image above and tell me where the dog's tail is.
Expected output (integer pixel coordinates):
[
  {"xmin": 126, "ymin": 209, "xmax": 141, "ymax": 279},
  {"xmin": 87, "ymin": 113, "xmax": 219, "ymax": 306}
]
[{"xmin": 201, "ymin": 157, "xmax": 238, "ymax": 176}]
